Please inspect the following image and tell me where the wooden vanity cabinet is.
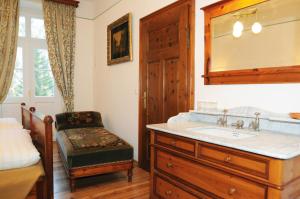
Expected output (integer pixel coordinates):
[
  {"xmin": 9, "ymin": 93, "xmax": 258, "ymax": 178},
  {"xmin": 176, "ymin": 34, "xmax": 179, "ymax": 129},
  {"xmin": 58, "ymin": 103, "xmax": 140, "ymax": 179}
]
[{"xmin": 150, "ymin": 130, "xmax": 300, "ymax": 199}]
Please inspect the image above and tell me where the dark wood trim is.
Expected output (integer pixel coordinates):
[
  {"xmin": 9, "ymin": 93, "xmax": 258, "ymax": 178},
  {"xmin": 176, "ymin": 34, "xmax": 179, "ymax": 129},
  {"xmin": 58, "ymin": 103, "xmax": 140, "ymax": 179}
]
[
  {"xmin": 138, "ymin": 0, "xmax": 195, "ymax": 170},
  {"xmin": 202, "ymin": 65, "xmax": 300, "ymax": 84},
  {"xmin": 202, "ymin": 0, "xmax": 300, "ymax": 85},
  {"xmin": 21, "ymin": 103, "xmax": 54, "ymax": 199},
  {"xmin": 46, "ymin": 0, "xmax": 79, "ymax": 7},
  {"xmin": 188, "ymin": 0, "xmax": 195, "ymax": 110},
  {"xmin": 201, "ymin": 0, "xmax": 268, "ymax": 17}
]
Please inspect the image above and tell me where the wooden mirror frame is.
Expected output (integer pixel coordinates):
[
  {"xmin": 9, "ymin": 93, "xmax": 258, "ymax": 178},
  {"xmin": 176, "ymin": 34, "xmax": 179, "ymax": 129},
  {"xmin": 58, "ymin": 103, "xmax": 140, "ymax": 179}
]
[{"xmin": 202, "ymin": 0, "xmax": 300, "ymax": 85}]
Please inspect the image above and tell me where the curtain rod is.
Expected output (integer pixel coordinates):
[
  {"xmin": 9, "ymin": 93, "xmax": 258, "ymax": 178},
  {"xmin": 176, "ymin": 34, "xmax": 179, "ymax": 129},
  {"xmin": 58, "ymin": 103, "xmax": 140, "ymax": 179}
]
[{"xmin": 46, "ymin": 0, "xmax": 79, "ymax": 8}]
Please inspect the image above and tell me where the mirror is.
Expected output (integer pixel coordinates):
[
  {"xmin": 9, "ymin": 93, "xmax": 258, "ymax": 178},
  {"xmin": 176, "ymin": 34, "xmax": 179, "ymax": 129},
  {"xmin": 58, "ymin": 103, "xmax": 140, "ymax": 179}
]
[
  {"xmin": 202, "ymin": 0, "xmax": 300, "ymax": 85},
  {"xmin": 211, "ymin": 0, "xmax": 300, "ymax": 72}
]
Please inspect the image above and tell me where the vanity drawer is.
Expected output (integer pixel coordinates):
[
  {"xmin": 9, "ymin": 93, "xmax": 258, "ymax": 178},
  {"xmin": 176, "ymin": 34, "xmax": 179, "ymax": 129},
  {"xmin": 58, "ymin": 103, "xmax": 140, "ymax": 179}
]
[
  {"xmin": 156, "ymin": 133, "xmax": 195, "ymax": 155},
  {"xmin": 197, "ymin": 142, "xmax": 269, "ymax": 179},
  {"xmin": 154, "ymin": 175, "xmax": 198, "ymax": 199},
  {"xmin": 156, "ymin": 149, "xmax": 267, "ymax": 199}
]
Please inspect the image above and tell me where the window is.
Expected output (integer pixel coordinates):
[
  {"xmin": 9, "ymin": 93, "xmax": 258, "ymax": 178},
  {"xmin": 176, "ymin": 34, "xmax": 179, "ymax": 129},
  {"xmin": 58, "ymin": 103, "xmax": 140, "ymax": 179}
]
[
  {"xmin": 8, "ymin": 47, "xmax": 24, "ymax": 97},
  {"xmin": 19, "ymin": 16, "xmax": 26, "ymax": 37},
  {"xmin": 7, "ymin": 14, "xmax": 56, "ymax": 100},
  {"xmin": 31, "ymin": 18, "xmax": 46, "ymax": 39},
  {"xmin": 34, "ymin": 49, "xmax": 54, "ymax": 97}
]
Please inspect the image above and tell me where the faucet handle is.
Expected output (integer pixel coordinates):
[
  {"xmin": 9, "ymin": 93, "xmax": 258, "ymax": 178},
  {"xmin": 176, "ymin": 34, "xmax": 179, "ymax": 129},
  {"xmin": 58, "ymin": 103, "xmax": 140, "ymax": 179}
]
[
  {"xmin": 255, "ymin": 112, "xmax": 260, "ymax": 117},
  {"xmin": 223, "ymin": 109, "xmax": 228, "ymax": 114}
]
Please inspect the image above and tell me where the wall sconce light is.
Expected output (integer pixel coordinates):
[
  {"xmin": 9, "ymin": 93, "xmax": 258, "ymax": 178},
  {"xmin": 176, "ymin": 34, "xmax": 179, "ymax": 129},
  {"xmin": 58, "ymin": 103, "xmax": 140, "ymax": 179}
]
[
  {"xmin": 252, "ymin": 22, "xmax": 262, "ymax": 34},
  {"xmin": 233, "ymin": 21, "xmax": 244, "ymax": 38},
  {"xmin": 232, "ymin": 8, "xmax": 262, "ymax": 38},
  {"xmin": 251, "ymin": 10, "xmax": 262, "ymax": 34}
]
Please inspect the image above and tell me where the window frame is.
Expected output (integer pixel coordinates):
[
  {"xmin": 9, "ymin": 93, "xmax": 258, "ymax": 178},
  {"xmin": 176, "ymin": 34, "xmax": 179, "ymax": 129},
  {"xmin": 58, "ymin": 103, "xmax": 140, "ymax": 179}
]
[{"xmin": 5, "ymin": 9, "xmax": 58, "ymax": 104}]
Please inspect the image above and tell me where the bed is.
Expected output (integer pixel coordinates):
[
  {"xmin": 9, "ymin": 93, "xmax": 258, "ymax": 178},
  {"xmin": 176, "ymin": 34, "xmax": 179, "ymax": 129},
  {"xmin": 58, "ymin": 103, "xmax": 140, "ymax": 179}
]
[{"xmin": 0, "ymin": 103, "xmax": 53, "ymax": 199}]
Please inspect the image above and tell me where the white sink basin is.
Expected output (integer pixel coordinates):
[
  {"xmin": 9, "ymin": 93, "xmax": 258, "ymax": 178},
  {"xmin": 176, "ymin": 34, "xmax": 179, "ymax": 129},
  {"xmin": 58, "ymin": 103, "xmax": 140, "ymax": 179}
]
[{"xmin": 185, "ymin": 127, "xmax": 257, "ymax": 140}]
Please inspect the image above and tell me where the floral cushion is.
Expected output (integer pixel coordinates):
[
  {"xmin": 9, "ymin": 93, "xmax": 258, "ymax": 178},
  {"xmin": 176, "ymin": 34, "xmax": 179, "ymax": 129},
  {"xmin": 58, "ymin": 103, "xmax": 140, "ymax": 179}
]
[
  {"xmin": 56, "ymin": 127, "xmax": 133, "ymax": 168},
  {"xmin": 55, "ymin": 111, "xmax": 104, "ymax": 131},
  {"xmin": 65, "ymin": 128, "xmax": 127, "ymax": 150}
]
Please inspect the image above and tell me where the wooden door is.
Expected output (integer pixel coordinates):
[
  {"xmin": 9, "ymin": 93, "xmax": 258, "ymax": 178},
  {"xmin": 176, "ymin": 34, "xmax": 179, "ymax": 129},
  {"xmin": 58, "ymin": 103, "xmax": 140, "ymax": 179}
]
[{"xmin": 139, "ymin": 0, "xmax": 195, "ymax": 170}]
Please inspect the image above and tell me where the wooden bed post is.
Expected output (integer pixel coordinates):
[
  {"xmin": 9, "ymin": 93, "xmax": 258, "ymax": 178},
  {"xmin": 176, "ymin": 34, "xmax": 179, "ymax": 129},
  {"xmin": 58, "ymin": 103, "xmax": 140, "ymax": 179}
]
[
  {"xmin": 21, "ymin": 103, "xmax": 26, "ymax": 127},
  {"xmin": 22, "ymin": 104, "xmax": 54, "ymax": 199},
  {"xmin": 43, "ymin": 115, "xmax": 54, "ymax": 199}
]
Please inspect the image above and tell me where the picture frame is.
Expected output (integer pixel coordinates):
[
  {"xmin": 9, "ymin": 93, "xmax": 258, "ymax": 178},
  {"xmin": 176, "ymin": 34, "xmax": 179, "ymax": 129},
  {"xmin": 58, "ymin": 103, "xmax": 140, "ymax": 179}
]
[{"xmin": 107, "ymin": 13, "xmax": 133, "ymax": 65}]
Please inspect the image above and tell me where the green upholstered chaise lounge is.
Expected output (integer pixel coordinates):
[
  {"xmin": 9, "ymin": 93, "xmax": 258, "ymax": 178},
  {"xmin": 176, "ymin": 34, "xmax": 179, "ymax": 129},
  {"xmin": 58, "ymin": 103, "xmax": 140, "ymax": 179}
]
[{"xmin": 55, "ymin": 111, "xmax": 133, "ymax": 191}]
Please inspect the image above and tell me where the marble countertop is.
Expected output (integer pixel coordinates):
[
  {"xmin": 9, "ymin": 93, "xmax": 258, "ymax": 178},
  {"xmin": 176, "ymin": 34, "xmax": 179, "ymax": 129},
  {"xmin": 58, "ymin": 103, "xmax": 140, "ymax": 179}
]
[{"xmin": 147, "ymin": 122, "xmax": 300, "ymax": 160}]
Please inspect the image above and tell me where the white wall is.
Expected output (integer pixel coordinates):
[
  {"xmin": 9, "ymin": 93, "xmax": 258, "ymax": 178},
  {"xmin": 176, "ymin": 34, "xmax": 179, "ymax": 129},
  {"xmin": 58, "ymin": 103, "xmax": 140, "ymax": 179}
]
[
  {"xmin": 74, "ymin": 18, "xmax": 94, "ymax": 111},
  {"xmin": 72, "ymin": 1, "xmax": 95, "ymax": 111},
  {"xmin": 92, "ymin": 0, "xmax": 300, "ymax": 161},
  {"xmin": 93, "ymin": 0, "xmax": 177, "ymax": 161}
]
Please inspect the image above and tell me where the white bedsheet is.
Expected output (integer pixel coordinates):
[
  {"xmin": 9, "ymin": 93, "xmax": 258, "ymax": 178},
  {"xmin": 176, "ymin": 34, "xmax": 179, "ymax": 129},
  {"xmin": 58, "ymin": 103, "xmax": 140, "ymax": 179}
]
[
  {"xmin": 0, "ymin": 128, "xmax": 40, "ymax": 170},
  {"xmin": 0, "ymin": 118, "xmax": 23, "ymax": 129}
]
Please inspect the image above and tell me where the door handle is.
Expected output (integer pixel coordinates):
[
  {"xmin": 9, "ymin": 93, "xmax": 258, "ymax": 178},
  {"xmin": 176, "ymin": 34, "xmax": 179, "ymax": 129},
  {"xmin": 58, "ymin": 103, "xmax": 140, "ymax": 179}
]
[{"xmin": 166, "ymin": 162, "xmax": 173, "ymax": 168}]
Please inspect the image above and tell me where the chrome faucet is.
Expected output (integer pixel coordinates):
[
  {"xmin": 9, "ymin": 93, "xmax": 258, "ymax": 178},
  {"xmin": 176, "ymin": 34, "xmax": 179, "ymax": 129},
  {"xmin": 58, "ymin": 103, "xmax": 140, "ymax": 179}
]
[
  {"xmin": 249, "ymin": 112, "xmax": 260, "ymax": 131},
  {"xmin": 217, "ymin": 109, "xmax": 228, "ymax": 127}
]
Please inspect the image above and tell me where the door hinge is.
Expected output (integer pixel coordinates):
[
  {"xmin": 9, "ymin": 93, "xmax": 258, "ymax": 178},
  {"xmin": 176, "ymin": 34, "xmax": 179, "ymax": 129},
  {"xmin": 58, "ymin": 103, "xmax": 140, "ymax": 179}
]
[
  {"xmin": 143, "ymin": 91, "xmax": 147, "ymax": 109},
  {"xmin": 186, "ymin": 26, "xmax": 190, "ymax": 49}
]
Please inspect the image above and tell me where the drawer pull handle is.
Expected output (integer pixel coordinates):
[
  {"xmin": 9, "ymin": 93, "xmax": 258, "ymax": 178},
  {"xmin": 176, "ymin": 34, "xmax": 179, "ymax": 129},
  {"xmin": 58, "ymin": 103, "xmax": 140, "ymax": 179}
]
[
  {"xmin": 228, "ymin": 188, "xmax": 236, "ymax": 195},
  {"xmin": 224, "ymin": 156, "xmax": 232, "ymax": 162},
  {"xmin": 167, "ymin": 162, "xmax": 173, "ymax": 168},
  {"xmin": 165, "ymin": 190, "xmax": 173, "ymax": 195}
]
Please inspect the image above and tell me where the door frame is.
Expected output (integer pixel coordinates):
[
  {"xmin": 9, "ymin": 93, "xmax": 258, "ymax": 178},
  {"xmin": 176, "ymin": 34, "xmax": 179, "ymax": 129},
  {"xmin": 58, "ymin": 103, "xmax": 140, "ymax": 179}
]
[{"xmin": 138, "ymin": 0, "xmax": 195, "ymax": 169}]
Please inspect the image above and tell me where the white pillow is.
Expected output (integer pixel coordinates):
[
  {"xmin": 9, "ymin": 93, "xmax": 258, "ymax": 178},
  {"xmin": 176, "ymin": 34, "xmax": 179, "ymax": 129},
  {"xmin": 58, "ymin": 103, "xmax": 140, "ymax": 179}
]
[
  {"xmin": 0, "ymin": 128, "xmax": 40, "ymax": 170},
  {"xmin": 0, "ymin": 118, "xmax": 23, "ymax": 129}
]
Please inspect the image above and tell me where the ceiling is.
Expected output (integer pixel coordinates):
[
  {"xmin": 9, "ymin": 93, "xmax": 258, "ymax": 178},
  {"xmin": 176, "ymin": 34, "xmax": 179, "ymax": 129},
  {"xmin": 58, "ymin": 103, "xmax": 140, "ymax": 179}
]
[
  {"xmin": 93, "ymin": 0, "xmax": 121, "ymax": 17},
  {"xmin": 20, "ymin": 0, "xmax": 122, "ymax": 19}
]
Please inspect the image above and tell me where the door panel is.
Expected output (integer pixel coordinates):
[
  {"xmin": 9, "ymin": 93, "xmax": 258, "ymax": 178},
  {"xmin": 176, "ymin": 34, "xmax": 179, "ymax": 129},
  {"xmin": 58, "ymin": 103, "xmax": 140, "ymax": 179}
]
[
  {"xmin": 148, "ymin": 23, "xmax": 179, "ymax": 51},
  {"xmin": 164, "ymin": 58, "xmax": 180, "ymax": 121},
  {"xmin": 147, "ymin": 61, "xmax": 163, "ymax": 124},
  {"xmin": 139, "ymin": 0, "xmax": 194, "ymax": 170}
]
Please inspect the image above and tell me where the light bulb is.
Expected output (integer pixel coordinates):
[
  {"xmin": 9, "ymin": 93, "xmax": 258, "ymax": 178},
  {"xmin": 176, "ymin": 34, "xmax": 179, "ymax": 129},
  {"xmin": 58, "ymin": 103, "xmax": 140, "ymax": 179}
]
[
  {"xmin": 252, "ymin": 22, "xmax": 262, "ymax": 34},
  {"xmin": 233, "ymin": 21, "xmax": 244, "ymax": 32},
  {"xmin": 232, "ymin": 29, "xmax": 242, "ymax": 38}
]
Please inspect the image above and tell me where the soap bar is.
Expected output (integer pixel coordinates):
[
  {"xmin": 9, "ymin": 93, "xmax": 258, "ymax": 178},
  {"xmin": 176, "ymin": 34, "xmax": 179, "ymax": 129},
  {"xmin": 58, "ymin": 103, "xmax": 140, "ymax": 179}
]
[{"xmin": 289, "ymin": 113, "xmax": 300, "ymax": 120}]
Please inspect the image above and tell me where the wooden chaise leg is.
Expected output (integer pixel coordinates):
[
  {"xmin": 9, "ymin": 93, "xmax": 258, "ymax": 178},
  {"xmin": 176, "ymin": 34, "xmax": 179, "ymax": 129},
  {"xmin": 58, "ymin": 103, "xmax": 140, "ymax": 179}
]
[
  {"xmin": 128, "ymin": 168, "xmax": 133, "ymax": 182},
  {"xmin": 69, "ymin": 178, "xmax": 76, "ymax": 192}
]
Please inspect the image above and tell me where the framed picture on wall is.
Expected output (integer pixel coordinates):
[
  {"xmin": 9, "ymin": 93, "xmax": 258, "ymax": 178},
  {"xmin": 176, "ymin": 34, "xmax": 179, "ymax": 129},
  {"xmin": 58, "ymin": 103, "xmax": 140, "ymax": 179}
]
[{"xmin": 107, "ymin": 13, "xmax": 133, "ymax": 65}]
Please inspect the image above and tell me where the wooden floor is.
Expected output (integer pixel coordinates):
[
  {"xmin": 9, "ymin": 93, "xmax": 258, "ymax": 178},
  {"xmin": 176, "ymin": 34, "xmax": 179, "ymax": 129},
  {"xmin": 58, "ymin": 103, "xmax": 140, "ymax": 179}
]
[{"xmin": 53, "ymin": 143, "xmax": 150, "ymax": 199}]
